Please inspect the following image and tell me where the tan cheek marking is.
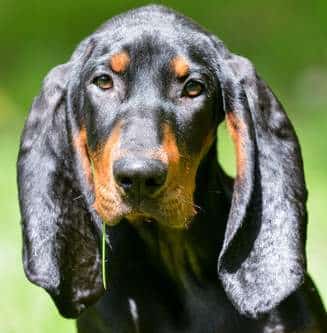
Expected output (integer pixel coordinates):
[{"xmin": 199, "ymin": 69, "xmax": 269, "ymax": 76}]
[
  {"xmin": 148, "ymin": 124, "xmax": 216, "ymax": 228},
  {"xmin": 170, "ymin": 56, "xmax": 189, "ymax": 78},
  {"xmin": 160, "ymin": 123, "xmax": 197, "ymax": 227},
  {"xmin": 226, "ymin": 112, "xmax": 247, "ymax": 179},
  {"xmin": 73, "ymin": 127, "xmax": 93, "ymax": 185},
  {"xmin": 162, "ymin": 122, "xmax": 180, "ymax": 165},
  {"xmin": 89, "ymin": 122, "xmax": 122, "ymax": 217},
  {"xmin": 110, "ymin": 52, "xmax": 130, "ymax": 73}
]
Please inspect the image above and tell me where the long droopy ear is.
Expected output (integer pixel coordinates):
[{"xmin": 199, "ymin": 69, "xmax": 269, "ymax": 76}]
[
  {"xmin": 215, "ymin": 46, "xmax": 307, "ymax": 317},
  {"xmin": 17, "ymin": 47, "xmax": 104, "ymax": 318}
]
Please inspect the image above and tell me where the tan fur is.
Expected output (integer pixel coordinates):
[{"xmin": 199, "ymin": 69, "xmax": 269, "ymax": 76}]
[
  {"xmin": 73, "ymin": 127, "xmax": 93, "ymax": 186},
  {"xmin": 170, "ymin": 56, "xmax": 189, "ymax": 78},
  {"xmin": 110, "ymin": 52, "xmax": 130, "ymax": 73},
  {"xmin": 226, "ymin": 112, "xmax": 246, "ymax": 179},
  {"xmin": 149, "ymin": 123, "xmax": 215, "ymax": 228},
  {"xmin": 89, "ymin": 121, "xmax": 126, "ymax": 225}
]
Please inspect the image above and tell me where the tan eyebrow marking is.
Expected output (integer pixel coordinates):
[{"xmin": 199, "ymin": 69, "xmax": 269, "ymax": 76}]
[
  {"xmin": 110, "ymin": 52, "xmax": 130, "ymax": 73},
  {"xmin": 170, "ymin": 56, "xmax": 189, "ymax": 78}
]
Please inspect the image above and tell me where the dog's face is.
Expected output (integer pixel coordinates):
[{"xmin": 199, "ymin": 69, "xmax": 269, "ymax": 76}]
[
  {"xmin": 18, "ymin": 5, "xmax": 308, "ymax": 319},
  {"xmin": 76, "ymin": 32, "xmax": 220, "ymax": 228}
]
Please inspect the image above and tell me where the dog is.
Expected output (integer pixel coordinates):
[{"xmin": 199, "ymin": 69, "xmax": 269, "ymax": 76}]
[{"xmin": 17, "ymin": 5, "xmax": 327, "ymax": 332}]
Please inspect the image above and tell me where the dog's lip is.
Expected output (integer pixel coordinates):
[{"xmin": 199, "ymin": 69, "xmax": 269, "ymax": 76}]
[
  {"xmin": 121, "ymin": 196, "xmax": 159, "ymax": 217},
  {"xmin": 124, "ymin": 211, "xmax": 157, "ymax": 224},
  {"xmin": 98, "ymin": 197, "xmax": 160, "ymax": 225},
  {"xmin": 101, "ymin": 210, "xmax": 156, "ymax": 226}
]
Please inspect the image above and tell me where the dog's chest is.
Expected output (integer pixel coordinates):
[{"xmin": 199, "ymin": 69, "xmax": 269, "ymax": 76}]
[
  {"xmin": 122, "ymin": 275, "xmax": 258, "ymax": 333},
  {"xmin": 116, "ymin": 227, "xmax": 249, "ymax": 332}
]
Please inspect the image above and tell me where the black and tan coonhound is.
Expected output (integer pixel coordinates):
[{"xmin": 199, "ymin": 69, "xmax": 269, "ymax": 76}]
[{"xmin": 17, "ymin": 5, "xmax": 326, "ymax": 333}]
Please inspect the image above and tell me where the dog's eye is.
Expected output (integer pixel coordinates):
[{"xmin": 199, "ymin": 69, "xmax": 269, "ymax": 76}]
[
  {"xmin": 93, "ymin": 74, "xmax": 113, "ymax": 90},
  {"xmin": 182, "ymin": 80, "xmax": 204, "ymax": 98}
]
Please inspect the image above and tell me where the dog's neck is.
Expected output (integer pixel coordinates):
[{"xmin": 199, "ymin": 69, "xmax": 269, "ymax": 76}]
[{"xmin": 134, "ymin": 143, "xmax": 231, "ymax": 286}]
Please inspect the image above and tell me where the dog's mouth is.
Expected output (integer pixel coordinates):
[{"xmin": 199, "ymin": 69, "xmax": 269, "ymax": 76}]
[
  {"xmin": 104, "ymin": 209, "xmax": 164, "ymax": 229},
  {"xmin": 95, "ymin": 191, "xmax": 196, "ymax": 229},
  {"xmin": 123, "ymin": 210, "xmax": 192, "ymax": 229},
  {"xmin": 124, "ymin": 211, "xmax": 157, "ymax": 225}
]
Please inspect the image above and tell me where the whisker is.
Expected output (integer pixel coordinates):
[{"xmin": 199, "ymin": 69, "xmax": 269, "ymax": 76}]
[
  {"xmin": 193, "ymin": 203, "xmax": 205, "ymax": 213},
  {"xmin": 73, "ymin": 194, "xmax": 83, "ymax": 201}
]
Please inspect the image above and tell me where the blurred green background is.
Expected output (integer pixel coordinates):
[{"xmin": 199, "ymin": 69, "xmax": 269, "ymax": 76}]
[{"xmin": 0, "ymin": 1, "xmax": 326, "ymax": 332}]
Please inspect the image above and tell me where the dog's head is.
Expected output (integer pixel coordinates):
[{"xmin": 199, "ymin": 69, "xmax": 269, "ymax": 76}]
[
  {"xmin": 70, "ymin": 12, "xmax": 223, "ymax": 229},
  {"xmin": 18, "ymin": 5, "xmax": 307, "ymax": 319}
]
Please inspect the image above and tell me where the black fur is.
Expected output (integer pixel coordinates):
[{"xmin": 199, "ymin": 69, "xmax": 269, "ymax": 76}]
[{"xmin": 17, "ymin": 5, "xmax": 326, "ymax": 332}]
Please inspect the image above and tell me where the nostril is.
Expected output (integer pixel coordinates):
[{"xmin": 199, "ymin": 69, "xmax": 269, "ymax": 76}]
[
  {"xmin": 118, "ymin": 176, "xmax": 133, "ymax": 189},
  {"xmin": 145, "ymin": 177, "xmax": 156, "ymax": 188},
  {"xmin": 145, "ymin": 175, "xmax": 165, "ymax": 188},
  {"xmin": 145, "ymin": 178, "xmax": 158, "ymax": 189}
]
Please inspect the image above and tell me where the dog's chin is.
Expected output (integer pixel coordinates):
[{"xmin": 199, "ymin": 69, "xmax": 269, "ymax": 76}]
[
  {"xmin": 102, "ymin": 209, "xmax": 193, "ymax": 230},
  {"xmin": 127, "ymin": 214, "xmax": 192, "ymax": 229},
  {"xmin": 97, "ymin": 194, "xmax": 197, "ymax": 229}
]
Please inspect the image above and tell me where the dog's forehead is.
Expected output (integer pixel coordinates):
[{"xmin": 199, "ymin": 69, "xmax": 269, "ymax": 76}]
[
  {"xmin": 95, "ymin": 5, "xmax": 208, "ymax": 43},
  {"xmin": 90, "ymin": 10, "xmax": 214, "ymax": 66},
  {"xmin": 91, "ymin": 32, "xmax": 213, "ymax": 76}
]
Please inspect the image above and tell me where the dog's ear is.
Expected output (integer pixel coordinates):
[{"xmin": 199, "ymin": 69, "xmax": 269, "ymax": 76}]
[
  {"xmin": 214, "ymin": 44, "xmax": 307, "ymax": 317},
  {"xmin": 17, "ymin": 40, "xmax": 105, "ymax": 318}
]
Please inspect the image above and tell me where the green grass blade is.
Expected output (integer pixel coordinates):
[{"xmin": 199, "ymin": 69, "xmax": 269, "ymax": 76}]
[{"xmin": 102, "ymin": 222, "xmax": 107, "ymax": 290}]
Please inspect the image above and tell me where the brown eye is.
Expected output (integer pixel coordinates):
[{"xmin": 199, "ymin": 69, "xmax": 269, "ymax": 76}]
[
  {"xmin": 93, "ymin": 74, "xmax": 113, "ymax": 90},
  {"xmin": 183, "ymin": 80, "xmax": 204, "ymax": 98}
]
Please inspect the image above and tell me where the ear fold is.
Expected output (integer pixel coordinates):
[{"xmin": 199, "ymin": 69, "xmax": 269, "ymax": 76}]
[
  {"xmin": 215, "ymin": 48, "xmax": 307, "ymax": 317},
  {"xmin": 17, "ymin": 55, "xmax": 104, "ymax": 318}
]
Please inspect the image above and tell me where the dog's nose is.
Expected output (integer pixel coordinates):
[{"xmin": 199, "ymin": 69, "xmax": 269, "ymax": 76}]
[{"xmin": 113, "ymin": 158, "xmax": 167, "ymax": 197}]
